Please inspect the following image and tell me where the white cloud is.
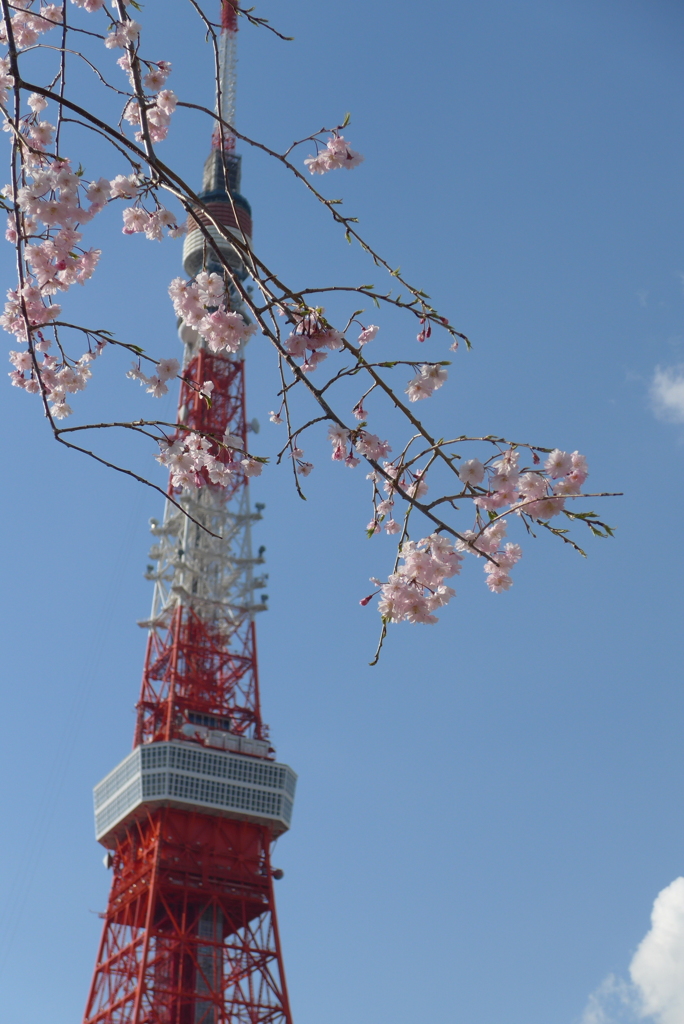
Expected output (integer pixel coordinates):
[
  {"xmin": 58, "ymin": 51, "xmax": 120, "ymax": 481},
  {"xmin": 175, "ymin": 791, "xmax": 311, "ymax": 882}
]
[
  {"xmin": 578, "ymin": 878, "xmax": 684, "ymax": 1024},
  {"xmin": 629, "ymin": 877, "xmax": 684, "ymax": 1024},
  {"xmin": 579, "ymin": 974, "xmax": 640, "ymax": 1024},
  {"xmin": 650, "ymin": 366, "xmax": 684, "ymax": 423}
]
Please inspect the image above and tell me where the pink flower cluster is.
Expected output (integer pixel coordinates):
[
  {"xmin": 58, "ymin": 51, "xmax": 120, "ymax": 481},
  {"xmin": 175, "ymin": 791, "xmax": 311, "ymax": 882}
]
[
  {"xmin": 288, "ymin": 446, "xmax": 313, "ymax": 476},
  {"xmin": 0, "ymin": 57, "xmax": 13, "ymax": 106},
  {"xmin": 304, "ymin": 136, "xmax": 364, "ymax": 175},
  {"xmin": 118, "ymin": 56, "xmax": 177, "ymax": 143},
  {"xmin": 9, "ymin": 345, "xmax": 100, "ymax": 418},
  {"xmin": 456, "ymin": 519, "xmax": 522, "ymax": 593},
  {"xmin": 365, "ymin": 461, "xmax": 428, "ymax": 534},
  {"xmin": 169, "ymin": 273, "xmax": 257, "ymax": 354},
  {"xmin": 67, "ymin": 0, "xmax": 141, "ymax": 26},
  {"xmin": 2, "ymin": 157, "xmax": 108, "ymax": 349},
  {"xmin": 14, "ymin": 158, "xmax": 109, "ymax": 230},
  {"xmin": 406, "ymin": 363, "xmax": 448, "ymax": 402},
  {"xmin": 127, "ymin": 357, "xmax": 179, "ymax": 398},
  {"xmin": 0, "ymin": 1, "xmax": 62, "ymax": 49},
  {"xmin": 462, "ymin": 448, "xmax": 589, "ymax": 521},
  {"xmin": 156, "ymin": 430, "xmax": 262, "ymax": 489},
  {"xmin": 1, "ymin": 282, "xmax": 61, "ymax": 339},
  {"xmin": 375, "ymin": 534, "xmax": 463, "ymax": 624},
  {"xmin": 285, "ymin": 309, "xmax": 345, "ymax": 373},
  {"xmin": 104, "ymin": 19, "xmax": 140, "ymax": 50},
  {"xmin": 70, "ymin": 0, "xmax": 104, "ymax": 11},
  {"xmin": 122, "ymin": 205, "xmax": 185, "ymax": 240},
  {"xmin": 328, "ymin": 424, "xmax": 392, "ymax": 469},
  {"xmin": 26, "ymin": 231, "xmax": 100, "ymax": 293},
  {"xmin": 2, "ymin": 147, "xmax": 177, "ymax": 417}
]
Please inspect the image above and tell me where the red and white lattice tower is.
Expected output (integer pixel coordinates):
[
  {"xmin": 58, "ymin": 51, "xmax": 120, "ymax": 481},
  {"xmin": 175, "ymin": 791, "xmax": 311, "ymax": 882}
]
[{"xmin": 83, "ymin": 7, "xmax": 296, "ymax": 1022}]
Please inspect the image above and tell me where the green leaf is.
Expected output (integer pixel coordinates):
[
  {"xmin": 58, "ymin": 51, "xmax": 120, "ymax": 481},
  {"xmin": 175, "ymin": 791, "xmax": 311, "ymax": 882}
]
[{"xmin": 342, "ymin": 112, "xmax": 351, "ymax": 127}]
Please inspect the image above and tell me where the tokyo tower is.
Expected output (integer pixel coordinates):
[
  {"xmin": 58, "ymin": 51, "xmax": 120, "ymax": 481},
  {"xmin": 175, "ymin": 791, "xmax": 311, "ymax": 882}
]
[{"xmin": 83, "ymin": 4, "xmax": 296, "ymax": 1021}]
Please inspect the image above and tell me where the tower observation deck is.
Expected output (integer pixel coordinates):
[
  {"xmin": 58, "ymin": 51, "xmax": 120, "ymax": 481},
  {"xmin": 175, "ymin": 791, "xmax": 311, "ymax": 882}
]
[{"xmin": 83, "ymin": 6, "xmax": 296, "ymax": 1022}]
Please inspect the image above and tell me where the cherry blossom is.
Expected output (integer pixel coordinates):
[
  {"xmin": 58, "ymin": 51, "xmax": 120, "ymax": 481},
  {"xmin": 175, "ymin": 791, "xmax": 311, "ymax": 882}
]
[
  {"xmin": 169, "ymin": 274, "xmax": 257, "ymax": 353},
  {"xmin": 304, "ymin": 135, "xmax": 364, "ymax": 175},
  {"xmin": 110, "ymin": 175, "xmax": 139, "ymax": 200},
  {"xmin": 127, "ymin": 357, "xmax": 179, "ymax": 397},
  {"xmin": 0, "ymin": 58, "xmax": 13, "ymax": 106},
  {"xmin": 354, "ymin": 430, "xmax": 391, "ymax": 460},
  {"xmin": 27, "ymin": 92, "xmax": 47, "ymax": 113},
  {"xmin": 143, "ymin": 63, "xmax": 172, "ymax": 90},
  {"xmin": 284, "ymin": 308, "xmax": 345, "ymax": 371},
  {"xmin": 459, "ymin": 459, "xmax": 485, "ymax": 486},
  {"xmin": 104, "ymin": 20, "xmax": 140, "ymax": 49},
  {"xmin": 406, "ymin": 363, "xmax": 448, "ymax": 402},
  {"xmin": 156, "ymin": 431, "xmax": 256, "ymax": 490},
  {"xmin": 122, "ymin": 207, "xmax": 148, "ymax": 234},
  {"xmin": 483, "ymin": 543, "xmax": 522, "ymax": 593},
  {"xmin": 405, "ymin": 376, "xmax": 434, "ymax": 402},
  {"xmin": 376, "ymin": 534, "xmax": 462, "ymax": 624},
  {"xmin": 545, "ymin": 448, "xmax": 573, "ymax": 478},
  {"xmin": 358, "ymin": 324, "xmax": 378, "ymax": 345},
  {"xmin": 156, "ymin": 89, "xmax": 177, "ymax": 115},
  {"xmin": 328, "ymin": 423, "xmax": 349, "ymax": 460},
  {"xmin": 70, "ymin": 0, "xmax": 105, "ymax": 11},
  {"xmin": 241, "ymin": 457, "xmax": 263, "ymax": 478}
]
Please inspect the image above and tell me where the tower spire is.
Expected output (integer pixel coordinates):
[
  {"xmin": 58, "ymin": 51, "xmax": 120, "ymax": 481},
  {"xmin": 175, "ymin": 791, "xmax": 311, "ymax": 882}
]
[
  {"xmin": 82, "ymin": 8, "xmax": 296, "ymax": 1020},
  {"xmin": 217, "ymin": 0, "xmax": 238, "ymax": 150}
]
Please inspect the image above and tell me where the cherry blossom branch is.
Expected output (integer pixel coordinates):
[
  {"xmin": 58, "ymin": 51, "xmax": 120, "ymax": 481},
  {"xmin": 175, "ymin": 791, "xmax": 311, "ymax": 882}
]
[
  {"xmin": 52, "ymin": 431, "xmax": 222, "ymax": 537},
  {"xmin": 0, "ymin": 0, "xmax": 618, "ymax": 653}
]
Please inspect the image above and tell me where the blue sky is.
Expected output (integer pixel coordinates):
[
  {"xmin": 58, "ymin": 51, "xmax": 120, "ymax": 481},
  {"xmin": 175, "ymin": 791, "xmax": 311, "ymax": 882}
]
[{"xmin": 0, "ymin": 1, "xmax": 683, "ymax": 1022}]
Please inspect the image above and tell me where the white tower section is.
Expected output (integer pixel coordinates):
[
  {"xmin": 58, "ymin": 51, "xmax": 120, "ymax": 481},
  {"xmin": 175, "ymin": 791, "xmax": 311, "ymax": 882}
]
[{"xmin": 139, "ymin": 333, "xmax": 267, "ymax": 636}]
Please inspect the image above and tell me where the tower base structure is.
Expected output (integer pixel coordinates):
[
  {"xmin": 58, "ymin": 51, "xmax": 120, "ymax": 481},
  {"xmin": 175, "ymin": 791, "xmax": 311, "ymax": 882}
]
[{"xmin": 84, "ymin": 807, "xmax": 292, "ymax": 1024}]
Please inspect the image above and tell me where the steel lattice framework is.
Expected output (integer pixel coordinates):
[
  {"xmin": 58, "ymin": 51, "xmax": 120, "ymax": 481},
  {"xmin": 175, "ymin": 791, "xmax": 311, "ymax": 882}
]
[{"xmin": 83, "ymin": 6, "xmax": 295, "ymax": 1021}]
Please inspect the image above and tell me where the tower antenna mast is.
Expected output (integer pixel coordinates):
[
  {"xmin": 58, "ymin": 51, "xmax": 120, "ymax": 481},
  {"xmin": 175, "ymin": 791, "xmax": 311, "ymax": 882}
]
[{"xmin": 218, "ymin": 0, "xmax": 238, "ymax": 148}]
